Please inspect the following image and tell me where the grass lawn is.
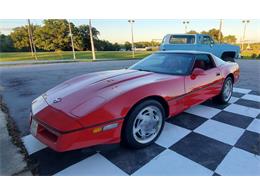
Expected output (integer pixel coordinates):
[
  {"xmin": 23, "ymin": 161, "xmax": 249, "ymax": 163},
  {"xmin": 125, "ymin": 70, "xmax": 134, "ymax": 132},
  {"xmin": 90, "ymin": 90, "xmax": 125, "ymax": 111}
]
[
  {"xmin": 1, "ymin": 49, "xmax": 259, "ymax": 63},
  {"xmin": 0, "ymin": 51, "xmax": 153, "ymax": 62}
]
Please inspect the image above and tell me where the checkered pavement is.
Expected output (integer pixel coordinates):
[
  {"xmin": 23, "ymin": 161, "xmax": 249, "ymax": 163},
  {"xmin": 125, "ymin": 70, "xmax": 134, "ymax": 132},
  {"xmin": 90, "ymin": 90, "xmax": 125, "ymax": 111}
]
[{"xmin": 22, "ymin": 87, "xmax": 260, "ymax": 176}]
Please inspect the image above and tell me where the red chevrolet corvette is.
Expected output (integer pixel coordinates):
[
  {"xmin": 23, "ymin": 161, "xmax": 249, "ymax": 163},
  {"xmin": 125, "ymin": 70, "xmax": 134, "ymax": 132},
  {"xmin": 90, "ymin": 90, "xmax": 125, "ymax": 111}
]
[{"xmin": 30, "ymin": 51, "xmax": 239, "ymax": 152}]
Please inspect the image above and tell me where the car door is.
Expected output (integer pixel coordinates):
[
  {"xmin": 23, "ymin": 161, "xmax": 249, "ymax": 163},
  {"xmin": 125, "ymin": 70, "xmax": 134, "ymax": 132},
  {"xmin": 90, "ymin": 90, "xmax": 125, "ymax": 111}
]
[{"xmin": 181, "ymin": 54, "xmax": 223, "ymax": 110}]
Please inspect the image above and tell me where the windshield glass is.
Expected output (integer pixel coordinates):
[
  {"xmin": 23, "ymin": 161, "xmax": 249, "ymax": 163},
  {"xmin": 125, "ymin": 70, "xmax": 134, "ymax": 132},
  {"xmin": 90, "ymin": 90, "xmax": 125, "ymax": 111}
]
[{"xmin": 129, "ymin": 53, "xmax": 194, "ymax": 75}]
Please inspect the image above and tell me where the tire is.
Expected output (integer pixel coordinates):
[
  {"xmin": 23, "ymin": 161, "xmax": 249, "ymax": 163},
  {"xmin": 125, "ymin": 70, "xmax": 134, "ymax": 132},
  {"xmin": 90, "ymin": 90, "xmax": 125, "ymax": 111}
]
[
  {"xmin": 223, "ymin": 57, "xmax": 235, "ymax": 62},
  {"xmin": 214, "ymin": 77, "xmax": 233, "ymax": 104},
  {"xmin": 122, "ymin": 100, "xmax": 165, "ymax": 149}
]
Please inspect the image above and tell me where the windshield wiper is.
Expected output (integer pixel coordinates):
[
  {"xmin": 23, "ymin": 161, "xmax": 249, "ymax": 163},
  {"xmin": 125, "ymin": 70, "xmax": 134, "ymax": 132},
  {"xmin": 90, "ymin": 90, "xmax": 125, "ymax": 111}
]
[{"xmin": 136, "ymin": 68, "xmax": 153, "ymax": 72}]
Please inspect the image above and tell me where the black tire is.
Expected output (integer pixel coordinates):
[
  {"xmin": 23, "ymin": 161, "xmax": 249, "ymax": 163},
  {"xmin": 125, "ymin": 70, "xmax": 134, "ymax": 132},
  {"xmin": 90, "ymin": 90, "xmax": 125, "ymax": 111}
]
[
  {"xmin": 122, "ymin": 100, "xmax": 165, "ymax": 149},
  {"xmin": 214, "ymin": 77, "xmax": 233, "ymax": 104},
  {"xmin": 223, "ymin": 57, "xmax": 235, "ymax": 62}
]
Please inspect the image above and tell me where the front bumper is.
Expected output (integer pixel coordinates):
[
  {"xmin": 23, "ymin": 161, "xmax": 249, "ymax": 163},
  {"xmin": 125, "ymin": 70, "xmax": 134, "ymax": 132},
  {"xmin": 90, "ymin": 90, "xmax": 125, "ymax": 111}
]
[{"xmin": 31, "ymin": 117, "xmax": 123, "ymax": 152}]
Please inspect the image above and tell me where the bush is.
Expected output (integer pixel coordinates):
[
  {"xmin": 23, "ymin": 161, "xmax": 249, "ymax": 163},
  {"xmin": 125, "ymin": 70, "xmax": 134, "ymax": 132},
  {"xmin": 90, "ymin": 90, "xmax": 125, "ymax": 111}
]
[{"xmin": 257, "ymin": 54, "xmax": 260, "ymax": 59}]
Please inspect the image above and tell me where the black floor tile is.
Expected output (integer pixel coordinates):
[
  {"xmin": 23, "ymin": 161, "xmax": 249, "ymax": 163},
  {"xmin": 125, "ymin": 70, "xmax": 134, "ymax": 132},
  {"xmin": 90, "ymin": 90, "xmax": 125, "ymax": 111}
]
[
  {"xmin": 212, "ymin": 111, "xmax": 254, "ymax": 129},
  {"xmin": 249, "ymin": 91, "xmax": 260, "ymax": 96},
  {"xmin": 101, "ymin": 144, "xmax": 165, "ymax": 175},
  {"xmin": 167, "ymin": 112, "xmax": 207, "ymax": 130},
  {"xmin": 235, "ymin": 99, "xmax": 260, "ymax": 109},
  {"xmin": 257, "ymin": 114, "xmax": 260, "ymax": 119},
  {"xmin": 169, "ymin": 132, "xmax": 232, "ymax": 171},
  {"xmin": 232, "ymin": 92, "xmax": 245, "ymax": 98},
  {"xmin": 235, "ymin": 130, "xmax": 260, "ymax": 155},
  {"xmin": 213, "ymin": 172, "xmax": 221, "ymax": 176},
  {"xmin": 30, "ymin": 147, "xmax": 97, "ymax": 176},
  {"xmin": 202, "ymin": 100, "xmax": 230, "ymax": 110}
]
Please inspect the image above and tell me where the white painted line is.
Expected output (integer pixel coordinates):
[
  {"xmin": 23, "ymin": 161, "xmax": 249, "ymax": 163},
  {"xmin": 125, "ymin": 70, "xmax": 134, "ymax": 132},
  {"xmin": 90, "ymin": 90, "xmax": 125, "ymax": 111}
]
[{"xmin": 22, "ymin": 134, "xmax": 47, "ymax": 155}]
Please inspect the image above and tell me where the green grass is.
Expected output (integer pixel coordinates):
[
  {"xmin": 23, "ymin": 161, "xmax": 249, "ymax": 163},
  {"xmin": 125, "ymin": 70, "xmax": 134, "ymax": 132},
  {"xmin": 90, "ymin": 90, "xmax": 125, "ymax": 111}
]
[{"xmin": 0, "ymin": 51, "xmax": 153, "ymax": 62}]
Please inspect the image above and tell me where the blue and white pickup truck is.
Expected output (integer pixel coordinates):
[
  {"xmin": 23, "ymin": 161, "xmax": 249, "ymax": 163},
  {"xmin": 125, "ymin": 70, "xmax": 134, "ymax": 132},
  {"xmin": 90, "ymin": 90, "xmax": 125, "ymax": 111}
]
[{"xmin": 160, "ymin": 34, "xmax": 240, "ymax": 62}]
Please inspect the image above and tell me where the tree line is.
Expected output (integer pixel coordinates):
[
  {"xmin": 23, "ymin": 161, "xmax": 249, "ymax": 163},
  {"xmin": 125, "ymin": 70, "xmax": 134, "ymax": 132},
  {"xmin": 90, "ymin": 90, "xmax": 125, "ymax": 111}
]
[
  {"xmin": 0, "ymin": 19, "xmax": 160, "ymax": 52},
  {"xmin": 186, "ymin": 29, "xmax": 237, "ymax": 44}
]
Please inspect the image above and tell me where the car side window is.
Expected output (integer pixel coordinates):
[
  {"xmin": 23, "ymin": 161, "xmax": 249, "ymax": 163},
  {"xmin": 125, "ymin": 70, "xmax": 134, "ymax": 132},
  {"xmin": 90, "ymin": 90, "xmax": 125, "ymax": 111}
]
[
  {"xmin": 202, "ymin": 36, "xmax": 213, "ymax": 44},
  {"xmin": 193, "ymin": 54, "xmax": 216, "ymax": 71}
]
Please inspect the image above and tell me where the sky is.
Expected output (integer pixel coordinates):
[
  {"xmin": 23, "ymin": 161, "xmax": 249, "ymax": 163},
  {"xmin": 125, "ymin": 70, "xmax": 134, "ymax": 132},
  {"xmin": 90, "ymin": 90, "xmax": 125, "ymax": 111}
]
[{"xmin": 0, "ymin": 19, "xmax": 259, "ymax": 43}]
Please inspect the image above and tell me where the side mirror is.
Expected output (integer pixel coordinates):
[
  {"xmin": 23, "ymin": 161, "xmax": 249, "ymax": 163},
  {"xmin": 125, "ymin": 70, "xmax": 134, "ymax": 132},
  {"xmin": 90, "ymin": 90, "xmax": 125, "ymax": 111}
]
[{"xmin": 191, "ymin": 68, "xmax": 205, "ymax": 79}]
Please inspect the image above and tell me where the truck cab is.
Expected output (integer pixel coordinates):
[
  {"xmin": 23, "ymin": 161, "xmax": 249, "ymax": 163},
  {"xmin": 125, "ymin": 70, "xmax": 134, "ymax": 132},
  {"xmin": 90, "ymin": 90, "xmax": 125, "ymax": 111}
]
[{"xmin": 160, "ymin": 34, "xmax": 240, "ymax": 62}]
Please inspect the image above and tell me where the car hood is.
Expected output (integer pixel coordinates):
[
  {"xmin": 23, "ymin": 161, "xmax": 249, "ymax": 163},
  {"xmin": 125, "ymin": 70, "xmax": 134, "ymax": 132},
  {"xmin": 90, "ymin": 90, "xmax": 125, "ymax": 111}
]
[{"xmin": 42, "ymin": 69, "xmax": 160, "ymax": 115}]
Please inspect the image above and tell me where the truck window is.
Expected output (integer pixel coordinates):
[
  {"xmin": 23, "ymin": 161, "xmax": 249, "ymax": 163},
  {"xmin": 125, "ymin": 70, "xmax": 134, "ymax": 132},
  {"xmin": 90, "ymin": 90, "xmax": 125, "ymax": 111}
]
[
  {"xmin": 193, "ymin": 54, "xmax": 216, "ymax": 70},
  {"xmin": 202, "ymin": 36, "xmax": 214, "ymax": 44},
  {"xmin": 169, "ymin": 35, "xmax": 195, "ymax": 44}
]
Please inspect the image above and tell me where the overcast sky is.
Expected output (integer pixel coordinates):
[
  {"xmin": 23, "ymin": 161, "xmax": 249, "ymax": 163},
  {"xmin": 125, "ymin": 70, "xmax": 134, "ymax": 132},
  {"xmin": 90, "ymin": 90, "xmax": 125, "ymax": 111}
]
[{"xmin": 0, "ymin": 19, "xmax": 259, "ymax": 43}]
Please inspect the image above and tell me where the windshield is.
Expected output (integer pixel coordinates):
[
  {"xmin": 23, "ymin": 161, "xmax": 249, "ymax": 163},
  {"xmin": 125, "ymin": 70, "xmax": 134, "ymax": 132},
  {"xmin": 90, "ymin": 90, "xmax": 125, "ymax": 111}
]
[{"xmin": 129, "ymin": 53, "xmax": 195, "ymax": 75}]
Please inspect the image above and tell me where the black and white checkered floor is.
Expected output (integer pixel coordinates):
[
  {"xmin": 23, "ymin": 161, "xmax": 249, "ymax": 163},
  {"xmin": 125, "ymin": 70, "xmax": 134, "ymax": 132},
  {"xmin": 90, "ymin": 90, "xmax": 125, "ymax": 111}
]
[{"xmin": 22, "ymin": 87, "xmax": 260, "ymax": 176}]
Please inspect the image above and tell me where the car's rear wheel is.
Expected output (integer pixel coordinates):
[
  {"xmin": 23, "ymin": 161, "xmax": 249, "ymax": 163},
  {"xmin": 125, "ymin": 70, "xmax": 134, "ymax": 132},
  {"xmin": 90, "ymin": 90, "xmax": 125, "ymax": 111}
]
[
  {"xmin": 122, "ymin": 100, "xmax": 165, "ymax": 148},
  {"xmin": 214, "ymin": 77, "xmax": 233, "ymax": 104}
]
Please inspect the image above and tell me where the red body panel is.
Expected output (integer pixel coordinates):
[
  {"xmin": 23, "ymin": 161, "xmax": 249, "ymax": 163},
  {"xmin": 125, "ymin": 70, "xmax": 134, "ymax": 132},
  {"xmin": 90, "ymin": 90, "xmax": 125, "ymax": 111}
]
[{"xmin": 30, "ymin": 59, "xmax": 240, "ymax": 152}]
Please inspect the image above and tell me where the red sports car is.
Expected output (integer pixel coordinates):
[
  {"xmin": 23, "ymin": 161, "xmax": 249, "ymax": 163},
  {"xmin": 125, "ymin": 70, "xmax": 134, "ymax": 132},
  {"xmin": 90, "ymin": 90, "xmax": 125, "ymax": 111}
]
[{"xmin": 29, "ymin": 51, "xmax": 239, "ymax": 152}]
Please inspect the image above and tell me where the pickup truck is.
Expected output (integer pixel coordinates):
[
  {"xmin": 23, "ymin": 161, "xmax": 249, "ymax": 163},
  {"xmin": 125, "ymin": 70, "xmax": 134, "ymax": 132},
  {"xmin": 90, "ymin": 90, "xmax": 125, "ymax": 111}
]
[{"xmin": 160, "ymin": 34, "xmax": 240, "ymax": 62}]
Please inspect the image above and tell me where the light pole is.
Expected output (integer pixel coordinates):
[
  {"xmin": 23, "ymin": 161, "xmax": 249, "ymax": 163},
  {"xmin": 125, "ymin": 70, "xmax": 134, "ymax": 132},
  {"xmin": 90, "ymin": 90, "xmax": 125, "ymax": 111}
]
[
  {"xmin": 218, "ymin": 19, "xmax": 223, "ymax": 43},
  {"xmin": 183, "ymin": 21, "xmax": 190, "ymax": 33},
  {"xmin": 89, "ymin": 19, "xmax": 96, "ymax": 60},
  {"xmin": 128, "ymin": 20, "xmax": 135, "ymax": 58},
  {"xmin": 68, "ymin": 20, "xmax": 76, "ymax": 60},
  {"xmin": 242, "ymin": 20, "xmax": 250, "ymax": 50}
]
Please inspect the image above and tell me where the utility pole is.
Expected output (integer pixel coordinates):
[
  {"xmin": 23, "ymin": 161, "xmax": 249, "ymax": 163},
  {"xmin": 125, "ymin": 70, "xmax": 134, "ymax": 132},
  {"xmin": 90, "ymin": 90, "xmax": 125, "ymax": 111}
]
[
  {"xmin": 68, "ymin": 21, "xmax": 76, "ymax": 60},
  {"xmin": 218, "ymin": 19, "xmax": 223, "ymax": 43},
  {"xmin": 27, "ymin": 19, "xmax": 37, "ymax": 60},
  {"xmin": 242, "ymin": 20, "xmax": 250, "ymax": 50},
  {"xmin": 89, "ymin": 19, "xmax": 96, "ymax": 60},
  {"xmin": 128, "ymin": 20, "xmax": 135, "ymax": 58},
  {"xmin": 27, "ymin": 20, "xmax": 34, "ymax": 57},
  {"xmin": 183, "ymin": 21, "xmax": 190, "ymax": 33}
]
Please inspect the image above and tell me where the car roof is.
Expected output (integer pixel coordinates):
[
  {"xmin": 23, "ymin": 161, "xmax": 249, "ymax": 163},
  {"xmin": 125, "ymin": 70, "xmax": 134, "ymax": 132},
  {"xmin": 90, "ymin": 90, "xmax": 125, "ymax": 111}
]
[{"xmin": 156, "ymin": 50, "xmax": 213, "ymax": 55}]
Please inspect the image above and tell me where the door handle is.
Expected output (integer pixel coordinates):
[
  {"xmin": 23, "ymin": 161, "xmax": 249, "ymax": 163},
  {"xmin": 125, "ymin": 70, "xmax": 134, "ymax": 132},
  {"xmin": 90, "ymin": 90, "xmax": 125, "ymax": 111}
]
[{"xmin": 216, "ymin": 73, "xmax": 220, "ymax": 76}]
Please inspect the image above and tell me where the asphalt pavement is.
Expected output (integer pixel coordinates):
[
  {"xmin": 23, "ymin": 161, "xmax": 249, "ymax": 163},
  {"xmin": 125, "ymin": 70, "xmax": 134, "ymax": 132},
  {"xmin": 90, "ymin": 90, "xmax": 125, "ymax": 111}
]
[{"xmin": 0, "ymin": 59, "xmax": 259, "ymax": 135}]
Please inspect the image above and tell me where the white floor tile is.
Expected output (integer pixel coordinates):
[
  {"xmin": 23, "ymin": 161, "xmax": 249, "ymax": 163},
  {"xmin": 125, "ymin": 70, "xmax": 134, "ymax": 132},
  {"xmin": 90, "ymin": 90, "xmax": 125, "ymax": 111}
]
[
  {"xmin": 229, "ymin": 96, "xmax": 239, "ymax": 103},
  {"xmin": 55, "ymin": 153, "xmax": 127, "ymax": 176},
  {"xmin": 132, "ymin": 150, "xmax": 213, "ymax": 176},
  {"xmin": 155, "ymin": 122, "xmax": 190, "ymax": 148},
  {"xmin": 247, "ymin": 119, "xmax": 260, "ymax": 134},
  {"xmin": 224, "ymin": 104, "xmax": 260, "ymax": 118},
  {"xmin": 185, "ymin": 104, "xmax": 221, "ymax": 118},
  {"xmin": 233, "ymin": 87, "xmax": 251, "ymax": 94},
  {"xmin": 22, "ymin": 134, "xmax": 47, "ymax": 155},
  {"xmin": 241, "ymin": 94, "xmax": 260, "ymax": 103},
  {"xmin": 215, "ymin": 148, "xmax": 260, "ymax": 176},
  {"xmin": 194, "ymin": 120, "xmax": 244, "ymax": 145}
]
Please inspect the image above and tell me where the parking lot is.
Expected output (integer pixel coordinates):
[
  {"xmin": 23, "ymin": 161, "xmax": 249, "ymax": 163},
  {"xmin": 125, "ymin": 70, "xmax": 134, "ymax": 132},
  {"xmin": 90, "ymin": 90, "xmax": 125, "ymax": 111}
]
[{"xmin": 0, "ymin": 59, "xmax": 260, "ymax": 175}]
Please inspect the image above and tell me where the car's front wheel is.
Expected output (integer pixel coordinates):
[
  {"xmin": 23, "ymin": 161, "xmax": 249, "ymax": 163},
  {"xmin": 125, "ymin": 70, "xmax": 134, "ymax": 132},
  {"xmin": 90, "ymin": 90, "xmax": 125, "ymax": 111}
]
[
  {"xmin": 122, "ymin": 100, "xmax": 165, "ymax": 148},
  {"xmin": 214, "ymin": 77, "xmax": 233, "ymax": 104}
]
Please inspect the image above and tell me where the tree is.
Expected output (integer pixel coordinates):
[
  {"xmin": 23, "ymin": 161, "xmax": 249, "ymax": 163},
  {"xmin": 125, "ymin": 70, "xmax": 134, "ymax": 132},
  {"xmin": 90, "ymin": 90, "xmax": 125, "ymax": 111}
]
[
  {"xmin": 124, "ymin": 41, "xmax": 132, "ymax": 51},
  {"xmin": 201, "ymin": 28, "xmax": 223, "ymax": 42},
  {"xmin": 223, "ymin": 35, "xmax": 237, "ymax": 44},
  {"xmin": 186, "ymin": 30, "xmax": 198, "ymax": 34},
  {"xmin": 34, "ymin": 19, "xmax": 71, "ymax": 51},
  {"xmin": 0, "ymin": 34, "xmax": 15, "ymax": 52},
  {"xmin": 76, "ymin": 24, "xmax": 100, "ymax": 50},
  {"xmin": 10, "ymin": 25, "xmax": 39, "ymax": 51},
  {"xmin": 113, "ymin": 42, "xmax": 121, "ymax": 51}
]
